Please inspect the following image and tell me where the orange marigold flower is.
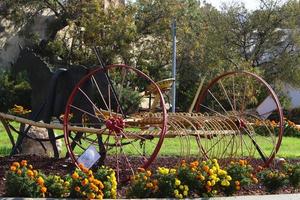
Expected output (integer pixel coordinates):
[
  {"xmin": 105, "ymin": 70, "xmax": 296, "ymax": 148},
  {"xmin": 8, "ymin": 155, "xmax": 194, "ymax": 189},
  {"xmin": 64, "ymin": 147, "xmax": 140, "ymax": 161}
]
[
  {"xmin": 88, "ymin": 192, "xmax": 96, "ymax": 199},
  {"xmin": 203, "ymin": 165, "xmax": 209, "ymax": 172},
  {"xmin": 82, "ymin": 166, "xmax": 89, "ymax": 174},
  {"xmin": 40, "ymin": 186, "xmax": 47, "ymax": 193},
  {"xmin": 239, "ymin": 160, "xmax": 245, "ymax": 166},
  {"xmin": 78, "ymin": 163, "xmax": 85, "ymax": 170},
  {"xmin": 235, "ymin": 181, "xmax": 240, "ymax": 186},
  {"xmin": 12, "ymin": 162, "xmax": 20, "ymax": 168},
  {"xmin": 88, "ymin": 176, "xmax": 94, "ymax": 183},
  {"xmin": 20, "ymin": 160, "xmax": 27, "ymax": 167},
  {"xmin": 72, "ymin": 172, "xmax": 79, "ymax": 179},
  {"xmin": 81, "ymin": 178, "xmax": 89, "ymax": 186},
  {"xmin": 37, "ymin": 177, "xmax": 44, "ymax": 185},
  {"xmin": 181, "ymin": 160, "xmax": 186, "ymax": 165},
  {"xmin": 98, "ymin": 181, "xmax": 104, "ymax": 189},
  {"xmin": 10, "ymin": 166, "xmax": 17, "ymax": 172},
  {"xmin": 252, "ymin": 177, "xmax": 259, "ymax": 184},
  {"xmin": 236, "ymin": 185, "xmax": 241, "ymax": 190},
  {"xmin": 27, "ymin": 169, "xmax": 34, "ymax": 177},
  {"xmin": 190, "ymin": 161, "xmax": 199, "ymax": 168},
  {"xmin": 17, "ymin": 169, "xmax": 22, "ymax": 175},
  {"xmin": 146, "ymin": 170, "xmax": 152, "ymax": 177},
  {"xmin": 153, "ymin": 179, "xmax": 158, "ymax": 186},
  {"xmin": 74, "ymin": 186, "xmax": 81, "ymax": 192},
  {"xmin": 90, "ymin": 183, "xmax": 98, "ymax": 192}
]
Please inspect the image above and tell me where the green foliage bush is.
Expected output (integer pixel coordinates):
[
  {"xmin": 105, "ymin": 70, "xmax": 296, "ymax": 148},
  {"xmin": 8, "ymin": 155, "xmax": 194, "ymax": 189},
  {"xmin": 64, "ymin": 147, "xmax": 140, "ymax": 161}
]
[{"xmin": 0, "ymin": 70, "xmax": 31, "ymax": 112}]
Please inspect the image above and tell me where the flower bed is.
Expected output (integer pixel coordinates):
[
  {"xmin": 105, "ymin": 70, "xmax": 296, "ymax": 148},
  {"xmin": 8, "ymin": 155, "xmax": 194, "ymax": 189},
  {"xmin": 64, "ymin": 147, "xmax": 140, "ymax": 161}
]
[{"xmin": 3, "ymin": 158, "xmax": 300, "ymax": 199}]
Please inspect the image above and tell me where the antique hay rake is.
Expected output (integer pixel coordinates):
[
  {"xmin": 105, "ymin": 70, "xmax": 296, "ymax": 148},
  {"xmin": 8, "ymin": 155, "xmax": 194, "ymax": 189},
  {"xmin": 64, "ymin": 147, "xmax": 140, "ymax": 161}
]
[{"xmin": 0, "ymin": 65, "xmax": 283, "ymax": 181}]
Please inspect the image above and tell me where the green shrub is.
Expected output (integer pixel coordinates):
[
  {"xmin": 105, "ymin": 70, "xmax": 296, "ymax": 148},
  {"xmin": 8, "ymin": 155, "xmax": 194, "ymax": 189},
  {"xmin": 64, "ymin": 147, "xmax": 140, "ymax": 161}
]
[
  {"xmin": 0, "ymin": 70, "xmax": 31, "ymax": 112},
  {"xmin": 258, "ymin": 168, "xmax": 288, "ymax": 193}
]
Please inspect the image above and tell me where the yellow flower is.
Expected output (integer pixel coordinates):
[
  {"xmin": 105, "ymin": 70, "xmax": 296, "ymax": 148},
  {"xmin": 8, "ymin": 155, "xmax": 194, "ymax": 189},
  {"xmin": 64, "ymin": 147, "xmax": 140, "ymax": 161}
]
[
  {"xmin": 10, "ymin": 166, "xmax": 17, "ymax": 172},
  {"xmin": 146, "ymin": 182, "xmax": 153, "ymax": 188},
  {"xmin": 208, "ymin": 169, "xmax": 214, "ymax": 175},
  {"xmin": 170, "ymin": 168, "xmax": 176, "ymax": 174},
  {"xmin": 33, "ymin": 170, "xmax": 38, "ymax": 177},
  {"xmin": 12, "ymin": 162, "xmax": 20, "ymax": 168},
  {"xmin": 184, "ymin": 185, "xmax": 189, "ymax": 191},
  {"xmin": 37, "ymin": 177, "xmax": 44, "ymax": 185},
  {"xmin": 74, "ymin": 186, "xmax": 81, "ymax": 192},
  {"xmin": 211, "ymin": 179, "xmax": 216, "ymax": 186},
  {"xmin": 212, "ymin": 159, "xmax": 217, "ymax": 163},
  {"xmin": 88, "ymin": 192, "xmax": 96, "ymax": 199},
  {"xmin": 40, "ymin": 186, "xmax": 47, "ymax": 193},
  {"xmin": 174, "ymin": 189, "xmax": 179, "ymax": 195},
  {"xmin": 72, "ymin": 172, "xmax": 79, "ymax": 179},
  {"xmin": 218, "ymin": 169, "xmax": 227, "ymax": 176},
  {"xmin": 28, "ymin": 164, "xmax": 33, "ymax": 170},
  {"xmin": 175, "ymin": 178, "xmax": 181, "ymax": 186},
  {"xmin": 27, "ymin": 169, "xmax": 34, "ymax": 178},
  {"xmin": 179, "ymin": 185, "xmax": 184, "ymax": 190},
  {"xmin": 183, "ymin": 190, "xmax": 188, "ymax": 196},
  {"xmin": 207, "ymin": 181, "xmax": 212, "ymax": 187},
  {"xmin": 221, "ymin": 179, "xmax": 230, "ymax": 187},
  {"xmin": 64, "ymin": 181, "xmax": 70, "ymax": 187},
  {"xmin": 235, "ymin": 181, "xmax": 240, "ymax": 186},
  {"xmin": 226, "ymin": 175, "xmax": 232, "ymax": 181},
  {"xmin": 212, "ymin": 190, "xmax": 218, "ymax": 195},
  {"xmin": 96, "ymin": 194, "xmax": 103, "ymax": 200}
]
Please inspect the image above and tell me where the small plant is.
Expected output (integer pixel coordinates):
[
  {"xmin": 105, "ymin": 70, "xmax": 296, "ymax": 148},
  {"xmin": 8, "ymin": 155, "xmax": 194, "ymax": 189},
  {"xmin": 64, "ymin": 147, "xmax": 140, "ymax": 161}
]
[
  {"xmin": 283, "ymin": 162, "xmax": 300, "ymax": 188},
  {"xmin": 94, "ymin": 166, "xmax": 117, "ymax": 199},
  {"xmin": 126, "ymin": 168, "xmax": 155, "ymax": 198},
  {"xmin": 5, "ymin": 160, "xmax": 47, "ymax": 197},
  {"xmin": 44, "ymin": 175, "xmax": 70, "ymax": 198},
  {"xmin": 224, "ymin": 160, "xmax": 258, "ymax": 195},
  {"xmin": 258, "ymin": 168, "xmax": 288, "ymax": 193},
  {"xmin": 67, "ymin": 164, "xmax": 105, "ymax": 199}
]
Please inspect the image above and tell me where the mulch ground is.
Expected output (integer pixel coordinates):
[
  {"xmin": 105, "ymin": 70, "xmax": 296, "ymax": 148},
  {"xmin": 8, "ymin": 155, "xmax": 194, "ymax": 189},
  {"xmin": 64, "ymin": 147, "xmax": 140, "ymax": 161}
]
[{"xmin": 0, "ymin": 155, "xmax": 299, "ymax": 197}]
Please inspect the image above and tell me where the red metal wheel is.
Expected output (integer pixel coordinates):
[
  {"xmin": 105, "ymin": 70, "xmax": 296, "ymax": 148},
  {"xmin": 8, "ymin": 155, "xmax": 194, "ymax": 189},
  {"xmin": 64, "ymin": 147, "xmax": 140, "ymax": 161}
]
[
  {"xmin": 63, "ymin": 64, "xmax": 167, "ymax": 181},
  {"xmin": 194, "ymin": 71, "xmax": 284, "ymax": 166}
]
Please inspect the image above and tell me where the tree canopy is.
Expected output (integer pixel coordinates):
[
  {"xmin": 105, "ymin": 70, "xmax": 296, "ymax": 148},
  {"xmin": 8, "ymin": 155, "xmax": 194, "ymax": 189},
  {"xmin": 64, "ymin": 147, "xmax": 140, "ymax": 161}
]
[{"xmin": 1, "ymin": 0, "xmax": 300, "ymax": 110}]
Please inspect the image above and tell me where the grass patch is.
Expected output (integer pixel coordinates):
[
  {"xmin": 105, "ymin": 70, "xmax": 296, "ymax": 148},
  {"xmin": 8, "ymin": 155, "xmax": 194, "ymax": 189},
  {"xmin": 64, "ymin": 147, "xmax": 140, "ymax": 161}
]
[{"xmin": 0, "ymin": 122, "xmax": 300, "ymax": 160}]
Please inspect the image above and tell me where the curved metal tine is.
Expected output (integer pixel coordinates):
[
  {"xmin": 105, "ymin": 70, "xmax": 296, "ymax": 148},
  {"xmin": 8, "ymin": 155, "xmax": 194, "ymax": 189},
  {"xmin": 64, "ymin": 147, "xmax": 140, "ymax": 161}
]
[
  {"xmin": 246, "ymin": 113, "xmax": 276, "ymax": 144},
  {"xmin": 199, "ymin": 104, "xmax": 228, "ymax": 117},
  {"xmin": 69, "ymin": 134, "xmax": 86, "ymax": 151},
  {"xmin": 119, "ymin": 147, "xmax": 135, "ymax": 176},
  {"xmin": 207, "ymin": 89, "xmax": 230, "ymax": 115},
  {"xmin": 219, "ymin": 80, "xmax": 236, "ymax": 113},
  {"xmin": 232, "ymin": 73, "xmax": 236, "ymax": 110},
  {"xmin": 70, "ymin": 104, "xmax": 104, "ymax": 123},
  {"xmin": 191, "ymin": 116, "xmax": 210, "ymax": 159},
  {"xmin": 241, "ymin": 125, "xmax": 267, "ymax": 160},
  {"xmin": 239, "ymin": 125, "xmax": 257, "ymax": 157},
  {"xmin": 169, "ymin": 116, "xmax": 190, "ymax": 159},
  {"xmin": 91, "ymin": 75, "xmax": 110, "ymax": 111},
  {"xmin": 78, "ymin": 87, "xmax": 105, "ymax": 119},
  {"xmin": 118, "ymin": 130, "xmax": 149, "ymax": 165}
]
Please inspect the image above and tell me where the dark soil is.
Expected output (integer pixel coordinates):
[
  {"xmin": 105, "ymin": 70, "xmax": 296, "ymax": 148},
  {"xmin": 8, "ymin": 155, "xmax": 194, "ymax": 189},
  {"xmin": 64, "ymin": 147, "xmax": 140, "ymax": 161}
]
[{"xmin": 0, "ymin": 155, "xmax": 299, "ymax": 197}]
